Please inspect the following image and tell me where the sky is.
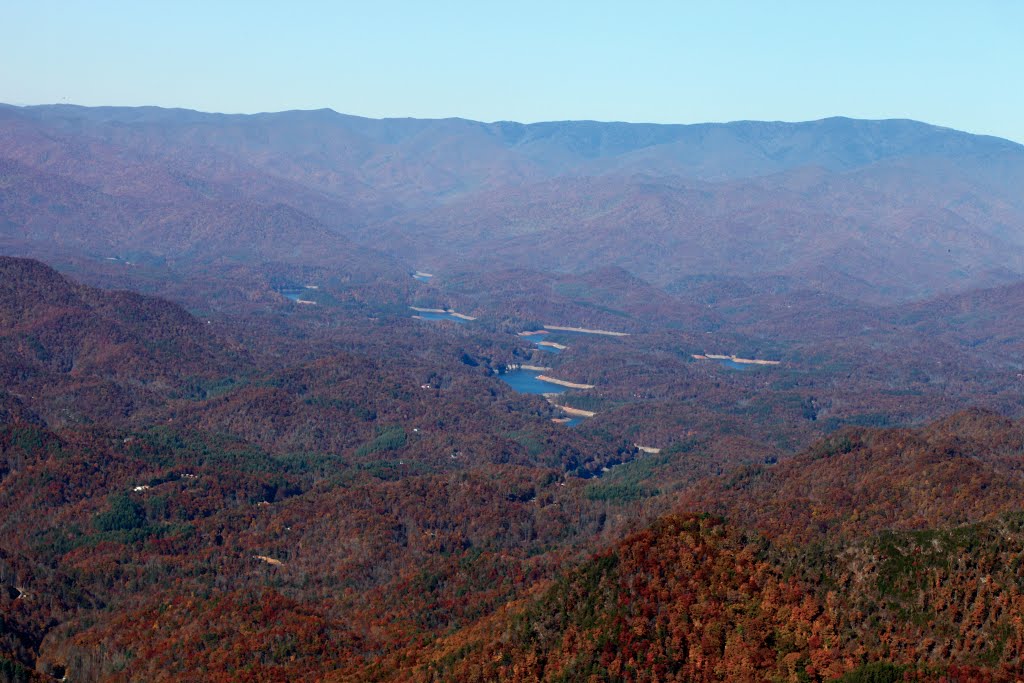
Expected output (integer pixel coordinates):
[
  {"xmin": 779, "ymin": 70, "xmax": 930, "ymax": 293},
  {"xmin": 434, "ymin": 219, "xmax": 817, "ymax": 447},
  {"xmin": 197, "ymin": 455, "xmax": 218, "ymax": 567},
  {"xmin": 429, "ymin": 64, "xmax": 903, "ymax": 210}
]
[{"xmin": 2, "ymin": 1, "xmax": 1023, "ymax": 142}]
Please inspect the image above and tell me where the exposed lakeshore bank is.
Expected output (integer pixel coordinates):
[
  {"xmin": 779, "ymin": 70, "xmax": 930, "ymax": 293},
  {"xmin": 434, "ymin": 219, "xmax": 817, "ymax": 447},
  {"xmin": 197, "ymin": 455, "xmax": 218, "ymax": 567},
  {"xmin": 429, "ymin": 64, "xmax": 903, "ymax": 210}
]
[
  {"xmin": 535, "ymin": 375, "xmax": 595, "ymax": 390},
  {"xmin": 518, "ymin": 330, "xmax": 569, "ymax": 350},
  {"xmin": 543, "ymin": 325, "xmax": 630, "ymax": 337},
  {"xmin": 409, "ymin": 306, "xmax": 477, "ymax": 320},
  {"xmin": 693, "ymin": 353, "xmax": 780, "ymax": 366},
  {"xmin": 550, "ymin": 403, "xmax": 597, "ymax": 418}
]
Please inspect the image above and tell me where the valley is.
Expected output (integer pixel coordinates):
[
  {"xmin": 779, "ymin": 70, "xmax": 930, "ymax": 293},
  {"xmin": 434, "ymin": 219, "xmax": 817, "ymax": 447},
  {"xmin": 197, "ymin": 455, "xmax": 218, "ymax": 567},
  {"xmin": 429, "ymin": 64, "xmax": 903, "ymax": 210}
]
[{"xmin": 2, "ymin": 105, "xmax": 1024, "ymax": 681}]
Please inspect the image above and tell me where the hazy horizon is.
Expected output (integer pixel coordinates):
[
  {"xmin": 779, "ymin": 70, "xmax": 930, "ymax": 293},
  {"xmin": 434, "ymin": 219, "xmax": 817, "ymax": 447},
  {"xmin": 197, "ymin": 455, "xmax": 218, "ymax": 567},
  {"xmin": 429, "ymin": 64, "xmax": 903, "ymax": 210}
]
[
  {"xmin": 2, "ymin": 1, "xmax": 1022, "ymax": 143},
  {"xmin": 6, "ymin": 101, "xmax": 1022, "ymax": 148}
]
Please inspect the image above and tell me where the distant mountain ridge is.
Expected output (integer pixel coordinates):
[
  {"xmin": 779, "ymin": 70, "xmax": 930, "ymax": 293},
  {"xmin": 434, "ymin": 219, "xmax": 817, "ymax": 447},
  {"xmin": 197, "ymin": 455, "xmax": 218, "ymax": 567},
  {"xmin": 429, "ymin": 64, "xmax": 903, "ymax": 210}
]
[
  {"xmin": 8, "ymin": 104, "xmax": 1020, "ymax": 186},
  {"xmin": 3, "ymin": 103, "xmax": 1024, "ymax": 302}
]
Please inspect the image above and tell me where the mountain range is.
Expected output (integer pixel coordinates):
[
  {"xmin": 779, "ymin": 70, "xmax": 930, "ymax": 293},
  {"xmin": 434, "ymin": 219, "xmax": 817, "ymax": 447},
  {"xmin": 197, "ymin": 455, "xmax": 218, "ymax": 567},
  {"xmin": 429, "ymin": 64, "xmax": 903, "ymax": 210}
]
[
  {"xmin": 5, "ymin": 104, "xmax": 1024, "ymax": 681},
  {"xmin": 4, "ymin": 104, "xmax": 1024, "ymax": 302}
]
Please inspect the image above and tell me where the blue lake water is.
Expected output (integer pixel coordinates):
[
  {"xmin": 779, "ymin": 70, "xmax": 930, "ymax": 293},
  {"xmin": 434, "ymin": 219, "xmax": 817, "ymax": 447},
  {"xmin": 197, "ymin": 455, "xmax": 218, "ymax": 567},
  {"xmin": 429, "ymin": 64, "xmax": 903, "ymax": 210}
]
[
  {"xmin": 412, "ymin": 274, "xmax": 432, "ymax": 282},
  {"xmin": 520, "ymin": 333, "xmax": 564, "ymax": 353},
  {"xmin": 499, "ymin": 370, "xmax": 590, "ymax": 426},
  {"xmin": 415, "ymin": 311, "xmax": 468, "ymax": 324},
  {"xmin": 536, "ymin": 345, "xmax": 563, "ymax": 354},
  {"xmin": 281, "ymin": 290, "xmax": 306, "ymax": 302},
  {"xmin": 715, "ymin": 358, "xmax": 754, "ymax": 370},
  {"xmin": 498, "ymin": 369, "xmax": 567, "ymax": 394}
]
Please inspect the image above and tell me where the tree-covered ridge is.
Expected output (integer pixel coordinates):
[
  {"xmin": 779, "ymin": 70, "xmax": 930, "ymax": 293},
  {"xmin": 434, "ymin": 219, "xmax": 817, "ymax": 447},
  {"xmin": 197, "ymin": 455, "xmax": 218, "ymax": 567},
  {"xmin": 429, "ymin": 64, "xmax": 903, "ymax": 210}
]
[
  {"xmin": 412, "ymin": 513, "xmax": 1024, "ymax": 682},
  {"xmin": 415, "ymin": 514, "xmax": 842, "ymax": 682},
  {"xmin": 0, "ymin": 257, "xmax": 249, "ymax": 428},
  {"xmin": 682, "ymin": 409, "xmax": 1024, "ymax": 545}
]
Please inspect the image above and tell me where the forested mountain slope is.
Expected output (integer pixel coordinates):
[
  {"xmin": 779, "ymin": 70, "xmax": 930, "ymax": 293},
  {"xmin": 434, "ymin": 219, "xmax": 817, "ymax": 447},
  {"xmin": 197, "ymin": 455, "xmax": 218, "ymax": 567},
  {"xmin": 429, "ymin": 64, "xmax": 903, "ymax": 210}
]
[{"xmin": 4, "ymin": 104, "xmax": 1024, "ymax": 302}]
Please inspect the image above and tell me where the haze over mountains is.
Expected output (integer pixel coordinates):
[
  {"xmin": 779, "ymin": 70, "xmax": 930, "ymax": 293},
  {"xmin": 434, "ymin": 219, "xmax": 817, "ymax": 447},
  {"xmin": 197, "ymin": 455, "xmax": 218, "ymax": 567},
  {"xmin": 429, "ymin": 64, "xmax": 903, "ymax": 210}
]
[
  {"xmin": 6, "ymin": 103, "xmax": 1024, "ymax": 681},
  {"xmin": 4, "ymin": 104, "xmax": 1024, "ymax": 302}
]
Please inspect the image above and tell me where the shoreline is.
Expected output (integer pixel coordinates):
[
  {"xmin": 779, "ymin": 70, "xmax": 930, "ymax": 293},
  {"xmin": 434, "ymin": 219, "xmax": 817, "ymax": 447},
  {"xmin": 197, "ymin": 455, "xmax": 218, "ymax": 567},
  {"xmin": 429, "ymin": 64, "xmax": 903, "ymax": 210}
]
[
  {"xmin": 551, "ymin": 403, "xmax": 597, "ymax": 417},
  {"xmin": 538, "ymin": 341, "xmax": 568, "ymax": 350},
  {"xmin": 693, "ymin": 353, "xmax": 780, "ymax": 366},
  {"xmin": 410, "ymin": 306, "xmax": 477, "ymax": 320},
  {"xmin": 543, "ymin": 325, "xmax": 629, "ymax": 337},
  {"xmin": 536, "ymin": 375, "xmax": 595, "ymax": 389}
]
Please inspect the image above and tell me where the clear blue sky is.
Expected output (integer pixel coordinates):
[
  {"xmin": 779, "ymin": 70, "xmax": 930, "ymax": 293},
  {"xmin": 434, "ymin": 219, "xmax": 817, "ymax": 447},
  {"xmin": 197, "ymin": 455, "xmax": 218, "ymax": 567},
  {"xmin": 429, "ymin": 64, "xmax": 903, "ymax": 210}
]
[{"xmin": 3, "ymin": 1, "xmax": 1022, "ymax": 142}]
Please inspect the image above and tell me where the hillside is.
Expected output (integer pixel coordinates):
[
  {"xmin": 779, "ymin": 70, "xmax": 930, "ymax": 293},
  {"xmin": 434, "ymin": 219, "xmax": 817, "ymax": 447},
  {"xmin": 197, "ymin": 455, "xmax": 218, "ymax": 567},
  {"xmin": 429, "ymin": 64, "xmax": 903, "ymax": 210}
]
[
  {"xmin": 0, "ymin": 257, "xmax": 249, "ymax": 426},
  {"xmin": 0, "ymin": 261, "xmax": 657, "ymax": 681},
  {"xmin": 375, "ymin": 166, "xmax": 1024, "ymax": 301},
  {"xmin": 3, "ymin": 105, "xmax": 1024, "ymax": 302},
  {"xmin": 400, "ymin": 412, "xmax": 1024, "ymax": 682},
  {"xmin": 413, "ymin": 512, "xmax": 1024, "ymax": 682},
  {"xmin": 680, "ymin": 409, "xmax": 1024, "ymax": 545}
]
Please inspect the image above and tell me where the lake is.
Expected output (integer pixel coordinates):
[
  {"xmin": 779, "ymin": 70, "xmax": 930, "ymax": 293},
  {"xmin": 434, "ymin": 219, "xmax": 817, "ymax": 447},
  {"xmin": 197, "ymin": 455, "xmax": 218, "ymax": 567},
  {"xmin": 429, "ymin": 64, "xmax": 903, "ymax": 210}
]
[
  {"xmin": 498, "ymin": 369, "xmax": 567, "ymax": 394},
  {"xmin": 499, "ymin": 370, "xmax": 592, "ymax": 426},
  {"xmin": 520, "ymin": 333, "xmax": 564, "ymax": 353},
  {"xmin": 415, "ymin": 311, "xmax": 469, "ymax": 324},
  {"xmin": 716, "ymin": 358, "xmax": 754, "ymax": 370}
]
